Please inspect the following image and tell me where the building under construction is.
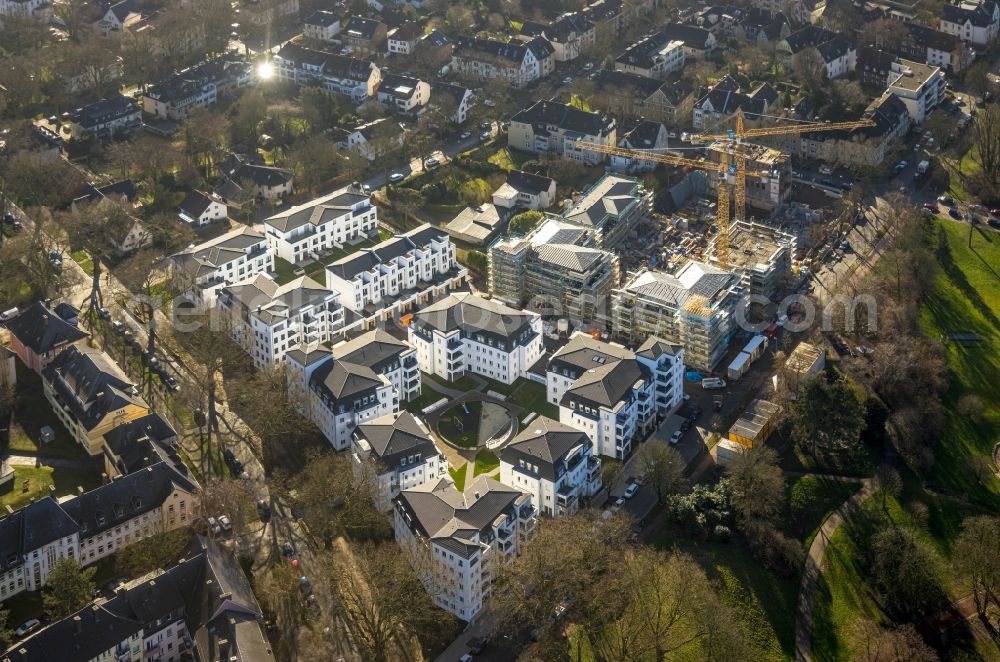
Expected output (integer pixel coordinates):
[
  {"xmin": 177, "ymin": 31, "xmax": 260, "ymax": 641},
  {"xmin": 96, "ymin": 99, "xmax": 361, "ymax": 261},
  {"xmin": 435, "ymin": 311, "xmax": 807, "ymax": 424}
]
[
  {"xmin": 488, "ymin": 218, "xmax": 621, "ymax": 329},
  {"xmin": 611, "ymin": 260, "xmax": 743, "ymax": 371},
  {"xmin": 715, "ymin": 220, "xmax": 796, "ymax": 302},
  {"xmin": 705, "ymin": 141, "xmax": 792, "ymax": 213}
]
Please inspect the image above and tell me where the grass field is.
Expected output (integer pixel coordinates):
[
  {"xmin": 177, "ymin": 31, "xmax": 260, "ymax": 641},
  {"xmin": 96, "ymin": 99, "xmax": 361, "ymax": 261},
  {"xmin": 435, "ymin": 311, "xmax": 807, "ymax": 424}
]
[
  {"xmin": 439, "ymin": 400, "xmax": 482, "ymax": 448},
  {"xmin": 654, "ymin": 525, "xmax": 797, "ymax": 660},
  {"xmin": 786, "ymin": 475, "xmax": 861, "ymax": 548},
  {"xmin": 403, "ymin": 384, "xmax": 447, "ymax": 414},
  {"xmin": 920, "ymin": 220, "xmax": 1000, "ymax": 509},
  {"xmin": 473, "ymin": 449, "xmax": 500, "ymax": 477},
  {"xmin": 7, "ymin": 364, "xmax": 90, "ymax": 461},
  {"xmin": 0, "ymin": 465, "xmax": 101, "ymax": 511},
  {"xmin": 449, "ymin": 463, "xmax": 467, "ymax": 492},
  {"xmin": 486, "ymin": 378, "xmax": 560, "ymax": 422}
]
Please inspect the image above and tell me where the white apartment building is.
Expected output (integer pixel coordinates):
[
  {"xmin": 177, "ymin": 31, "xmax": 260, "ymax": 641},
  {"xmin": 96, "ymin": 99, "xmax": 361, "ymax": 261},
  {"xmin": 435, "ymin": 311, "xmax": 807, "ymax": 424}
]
[
  {"xmin": 500, "ymin": 417, "xmax": 602, "ymax": 517},
  {"xmin": 286, "ymin": 329, "xmax": 419, "ymax": 449},
  {"xmin": 326, "ymin": 224, "xmax": 467, "ymax": 331},
  {"xmin": 887, "ymin": 58, "xmax": 946, "ymax": 123},
  {"xmin": 377, "ymin": 73, "xmax": 431, "ymax": 114},
  {"xmin": 0, "ymin": 461, "xmax": 198, "ymax": 604},
  {"xmin": 429, "ymin": 82, "xmax": 474, "ymax": 124},
  {"xmin": 0, "ymin": 0, "xmax": 51, "ymax": 18},
  {"xmin": 217, "ymin": 273, "xmax": 345, "ymax": 369},
  {"xmin": 178, "ymin": 189, "xmax": 227, "ymax": 226},
  {"xmin": 548, "ymin": 332, "xmax": 683, "ymax": 459},
  {"xmin": 940, "ymin": 0, "xmax": 1000, "ymax": 44},
  {"xmin": 273, "ymin": 43, "xmax": 382, "ymax": 102},
  {"xmin": 408, "ymin": 293, "xmax": 544, "ymax": 385},
  {"xmin": 352, "ymin": 411, "xmax": 448, "ymax": 511},
  {"xmin": 615, "ymin": 33, "xmax": 686, "ymax": 77},
  {"xmin": 263, "ymin": 184, "xmax": 377, "ymax": 264},
  {"xmin": 170, "ymin": 226, "xmax": 274, "ymax": 307},
  {"xmin": 451, "ymin": 36, "xmax": 555, "ymax": 88},
  {"xmin": 302, "ymin": 9, "xmax": 340, "ymax": 41},
  {"xmin": 0, "ymin": 498, "xmax": 79, "ymax": 603},
  {"xmin": 508, "ymin": 99, "xmax": 617, "ymax": 165},
  {"xmin": 393, "ymin": 476, "xmax": 536, "ymax": 621}
]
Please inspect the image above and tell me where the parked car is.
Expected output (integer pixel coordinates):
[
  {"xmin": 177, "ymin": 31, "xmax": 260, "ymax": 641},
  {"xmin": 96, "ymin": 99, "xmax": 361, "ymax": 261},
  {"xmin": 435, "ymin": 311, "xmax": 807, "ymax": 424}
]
[
  {"xmin": 362, "ymin": 184, "xmax": 371, "ymax": 194},
  {"xmin": 479, "ymin": 131, "xmax": 490, "ymax": 142},
  {"xmin": 299, "ymin": 576, "xmax": 313, "ymax": 596},
  {"xmin": 424, "ymin": 156, "xmax": 440, "ymax": 168},
  {"xmin": 15, "ymin": 619, "xmax": 40, "ymax": 637},
  {"xmin": 990, "ymin": 208, "xmax": 1000, "ymax": 217},
  {"xmin": 561, "ymin": 76, "xmax": 572, "ymax": 84},
  {"xmin": 669, "ymin": 430, "xmax": 683, "ymax": 445},
  {"xmin": 98, "ymin": 307, "xmax": 111, "ymax": 320},
  {"xmin": 468, "ymin": 636, "xmax": 487, "ymax": 654},
  {"xmin": 106, "ymin": 577, "xmax": 128, "ymax": 593},
  {"xmin": 623, "ymin": 483, "xmax": 639, "ymax": 499},
  {"xmin": 613, "ymin": 497, "xmax": 625, "ymax": 510},
  {"xmin": 257, "ymin": 499, "xmax": 271, "ymax": 522},
  {"xmin": 283, "ymin": 542, "xmax": 295, "ymax": 558},
  {"xmin": 818, "ymin": 165, "xmax": 832, "ymax": 175},
  {"xmin": 207, "ymin": 517, "xmax": 221, "ymax": 535},
  {"xmin": 218, "ymin": 515, "xmax": 232, "ymax": 532},
  {"xmin": 388, "ymin": 172, "xmax": 404, "ymax": 183},
  {"xmin": 163, "ymin": 375, "xmax": 178, "ymax": 391},
  {"xmin": 111, "ymin": 320, "xmax": 125, "ymax": 333},
  {"xmin": 923, "ymin": 203, "xmax": 940, "ymax": 213}
]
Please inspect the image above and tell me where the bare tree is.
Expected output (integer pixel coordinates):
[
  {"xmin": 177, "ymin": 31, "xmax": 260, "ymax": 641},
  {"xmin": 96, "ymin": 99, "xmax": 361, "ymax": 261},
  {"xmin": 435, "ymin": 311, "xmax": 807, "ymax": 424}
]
[
  {"xmin": 637, "ymin": 442, "xmax": 686, "ymax": 504},
  {"xmin": 972, "ymin": 104, "xmax": 1000, "ymax": 189},
  {"xmin": 953, "ymin": 515, "xmax": 1000, "ymax": 621}
]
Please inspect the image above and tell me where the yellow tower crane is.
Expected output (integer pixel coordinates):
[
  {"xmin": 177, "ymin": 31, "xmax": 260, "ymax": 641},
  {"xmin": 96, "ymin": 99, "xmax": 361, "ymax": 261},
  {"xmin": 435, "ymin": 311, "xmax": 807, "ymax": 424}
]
[{"xmin": 576, "ymin": 111, "xmax": 876, "ymax": 267}]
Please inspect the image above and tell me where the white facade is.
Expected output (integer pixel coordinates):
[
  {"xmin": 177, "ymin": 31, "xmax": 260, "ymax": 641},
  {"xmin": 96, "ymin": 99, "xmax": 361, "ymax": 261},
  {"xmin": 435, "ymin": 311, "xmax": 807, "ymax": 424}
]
[
  {"xmin": 303, "ymin": 11, "xmax": 340, "ymax": 41},
  {"xmin": 393, "ymin": 477, "xmax": 536, "ymax": 621},
  {"xmin": 500, "ymin": 419, "xmax": 603, "ymax": 517},
  {"xmin": 940, "ymin": 1, "xmax": 1000, "ymax": 44},
  {"xmin": 263, "ymin": 184, "xmax": 377, "ymax": 264},
  {"xmin": 351, "ymin": 412, "xmax": 448, "ymax": 511},
  {"xmin": 218, "ymin": 274, "xmax": 345, "ymax": 369},
  {"xmin": 887, "ymin": 59, "xmax": 946, "ymax": 123},
  {"xmin": 326, "ymin": 225, "xmax": 466, "ymax": 329},
  {"xmin": 377, "ymin": 76, "xmax": 431, "ymax": 114},
  {"xmin": 0, "ymin": 530, "xmax": 77, "ymax": 603},
  {"xmin": 408, "ymin": 293, "xmax": 544, "ymax": 385},
  {"xmin": 170, "ymin": 227, "xmax": 274, "ymax": 307}
]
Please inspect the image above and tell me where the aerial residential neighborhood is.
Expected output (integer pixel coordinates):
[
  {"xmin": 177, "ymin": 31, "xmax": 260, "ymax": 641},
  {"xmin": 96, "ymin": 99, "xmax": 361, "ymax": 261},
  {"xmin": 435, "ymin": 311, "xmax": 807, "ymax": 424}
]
[{"xmin": 0, "ymin": 0, "xmax": 998, "ymax": 660}]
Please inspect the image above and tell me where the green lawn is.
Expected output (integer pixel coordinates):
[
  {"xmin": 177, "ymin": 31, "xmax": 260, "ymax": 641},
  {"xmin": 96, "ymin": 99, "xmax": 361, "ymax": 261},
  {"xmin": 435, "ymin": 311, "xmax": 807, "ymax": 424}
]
[
  {"xmin": 403, "ymin": 384, "xmax": 447, "ymax": 414},
  {"xmin": 810, "ymin": 483, "xmax": 989, "ymax": 660},
  {"xmin": 439, "ymin": 400, "xmax": 482, "ymax": 448},
  {"xmin": 487, "ymin": 147, "xmax": 534, "ymax": 172},
  {"xmin": 271, "ymin": 233, "xmax": 391, "ymax": 285},
  {"xmin": 655, "ymin": 524, "xmax": 797, "ymax": 661},
  {"xmin": 786, "ymin": 475, "xmax": 862, "ymax": 548},
  {"xmin": 473, "ymin": 449, "xmax": 500, "ymax": 476},
  {"xmin": 70, "ymin": 249, "xmax": 94, "ymax": 277},
  {"xmin": 7, "ymin": 364, "xmax": 90, "ymax": 461},
  {"xmin": 920, "ymin": 220, "xmax": 1000, "ymax": 509},
  {"xmin": 507, "ymin": 379, "xmax": 559, "ymax": 421},
  {"xmin": 271, "ymin": 256, "xmax": 300, "ymax": 285},
  {"xmin": 449, "ymin": 463, "xmax": 468, "ymax": 492},
  {"xmin": 0, "ymin": 465, "xmax": 102, "ymax": 511}
]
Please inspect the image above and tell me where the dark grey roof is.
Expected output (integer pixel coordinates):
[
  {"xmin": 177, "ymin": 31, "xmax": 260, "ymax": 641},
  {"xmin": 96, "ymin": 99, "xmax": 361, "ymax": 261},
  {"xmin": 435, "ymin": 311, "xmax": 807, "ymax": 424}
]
[
  {"xmin": 310, "ymin": 359, "xmax": 384, "ymax": 402},
  {"xmin": 4, "ymin": 603, "xmax": 143, "ymax": 662},
  {"xmin": 621, "ymin": 121, "xmax": 665, "ymax": 149},
  {"xmin": 354, "ymin": 412, "xmax": 438, "ymax": 469},
  {"xmin": 178, "ymin": 190, "xmax": 215, "ymax": 218},
  {"xmin": 0, "ymin": 497, "xmax": 79, "ymax": 574},
  {"xmin": 304, "ymin": 9, "xmax": 339, "ymax": 27},
  {"xmin": 520, "ymin": 14, "xmax": 594, "ymax": 42},
  {"xmin": 454, "ymin": 36, "xmax": 543, "ymax": 65},
  {"xmin": 274, "ymin": 43, "xmax": 375, "ymax": 82},
  {"xmin": 636, "ymin": 336, "xmax": 682, "ymax": 360},
  {"xmin": 903, "ymin": 21, "xmax": 962, "ymax": 52},
  {"xmin": 391, "ymin": 21, "xmax": 423, "ymax": 42},
  {"xmin": 394, "ymin": 476, "xmax": 524, "ymax": 556},
  {"xmin": 343, "ymin": 16, "xmax": 384, "ymax": 40},
  {"xmin": 61, "ymin": 461, "xmax": 198, "ymax": 538},
  {"xmin": 595, "ymin": 69, "xmax": 667, "ymax": 98},
  {"xmin": 501, "ymin": 416, "xmax": 590, "ymax": 482},
  {"xmin": 506, "ymin": 170, "xmax": 554, "ymax": 195},
  {"xmin": 563, "ymin": 175, "xmax": 641, "ymax": 229},
  {"xmin": 660, "ymin": 23, "xmax": 714, "ymax": 48},
  {"xmin": 421, "ymin": 29, "xmax": 450, "ymax": 47},
  {"xmin": 549, "ymin": 333, "xmax": 633, "ymax": 377},
  {"xmin": 412, "ymin": 292, "xmax": 536, "ymax": 339},
  {"xmin": 4, "ymin": 301, "xmax": 87, "ymax": 355},
  {"xmin": 616, "ymin": 31, "xmax": 684, "ymax": 70},
  {"xmin": 42, "ymin": 346, "xmax": 147, "ymax": 433},
  {"xmin": 332, "ymin": 328, "xmax": 411, "ymax": 373},
  {"xmin": 512, "ymin": 100, "xmax": 615, "ymax": 138},
  {"xmin": 816, "ymin": 34, "xmax": 853, "ymax": 63},
  {"xmin": 107, "ymin": 0, "xmax": 141, "ymax": 22},
  {"xmin": 695, "ymin": 74, "xmax": 777, "ymax": 117},
  {"xmin": 326, "ymin": 223, "xmax": 444, "ymax": 281},
  {"xmin": 101, "ymin": 413, "xmax": 179, "ymax": 475},
  {"xmin": 219, "ymin": 154, "xmax": 292, "ymax": 188},
  {"xmin": 533, "ymin": 244, "xmax": 604, "ymax": 271},
  {"xmin": 71, "ymin": 95, "xmax": 139, "ymax": 129},
  {"xmin": 264, "ymin": 186, "xmax": 368, "ymax": 233},
  {"xmin": 171, "ymin": 226, "xmax": 267, "ymax": 274},
  {"xmin": 378, "ymin": 73, "xmax": 424, "ymax": 100},
  {"xmin": 781, "ymin": 25, "xmax": 839, "ymax": 54},
  {"xmin": 942, "ymin": 0, "xmax": 998, "ymax": 27},
  {"xmin": 562, "ymin": 358, "xmax": 646, "ymax": 408},
  {"xmin": 144, "ymin": 53, "xmax": 251, "ymax": 105}
]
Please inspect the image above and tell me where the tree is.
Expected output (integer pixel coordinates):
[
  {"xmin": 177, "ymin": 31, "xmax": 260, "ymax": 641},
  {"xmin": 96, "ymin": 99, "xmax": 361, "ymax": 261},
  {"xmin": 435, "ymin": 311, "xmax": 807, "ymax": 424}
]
[
  {"xmin": 791, "ymin": 376, "xmax": 866, "ymax": 456},
  {"xmin": 850, "ymin": 619, "xmax": 938, "ymax": 662},
  {"xmin": 793, "ymin": 48, "xmax": 828, "ymax": 94},
  {"xmin": 638, "ymin": 442, "xmax": 686, "ymax": 504},
  {"xmin": 971, "ymin": 104, "xmax": 1000, "ymax": 189},
  {"xmin": 953, "ymin": 515, "xmax": 1000, "ymax": 621},
  {"xmin": 0, "ymin": 606, "xmax": 12, "ymax": 651},
  {"xmin": 43, "ymin": 558, "xmax": 97, "ymax": 618},
  {"xmin": 114, "ymin": 530, "xmax": 191, "ymax": 578},
  {"xmin": 331, "ymin": 542, "xmax": 453, "ymax": 662},
  {"xmin": 286, "ymin": 134, "xmax": 340, "ymax": 194},
  {"xmin": 492, "ymin": 511, "xmax": 631, "ymax": 646},
  {"xmin": 507, "ymin": 210, "xmax": 543, "ymax": 236},
  {"xmin": 723, "ymin": 444, "xmax": 784, "ymax": 525},
  {"xmin": 963, "ymin": 61, "xmax": 992, "ymax": 100},
  {"xmin": 871, "ymin": 526, "xmax": 945, "ymax": 617}
]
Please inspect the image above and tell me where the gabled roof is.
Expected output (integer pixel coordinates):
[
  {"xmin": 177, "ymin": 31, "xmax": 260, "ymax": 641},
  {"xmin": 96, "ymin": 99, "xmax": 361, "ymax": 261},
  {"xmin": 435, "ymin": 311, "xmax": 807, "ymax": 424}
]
[
  {"xmin": 332, "ymin": 328, "xmax": 412, "ymax": 373},
  {"xmin": 563, "ymin": 174, "xmax": 641, "ymax": 229},
  {"xmin": 620, "ymin": 121, "xmax": 666, "ymax": 149},
  {"xmin": 171, "ymin": 226, "xmax": 267, "ymax": 275},
  {"xmin": 660, "ymin": 23, "xmax": 714, "ymax": 48},
  {"xmin": 781, "ymin": 25, "xmax": 839, "ymax": 54},
  {"xmin": 310, "ymin": 358, "xmax": 386, "ymax": 402},
  {"xmin": 595, "ymin": 69, "xmax": 668, "ymax": 98},
  {"xmin": 506, "ymin": 170, "xmax": 555, "ymax": 195},
  {"xmin": 622, "ymin": 261, "xmax": 738, "ymax": 308},
  {"xmin": 220, "ymin": 273, "xmax": 334, "ymax": 326},
  {"xmin": 354, "ymin": 411, "xmax": 438, "ymax": 469},
  {"xmin": 274, "ymin": 43, "xmax": 376, "ymax": 82},
  {"xmin": 325, "ymin": 223, "xmax": 446, "ymax": 281},
  {"xmin": 4, "ymin": 602, "xmax": 143, "ymax": 662},
  {"xmin": 511, "ymin": 99, "xmax": 615, "ymax": 138},
  {"xmin": 219, "ymin": 153, "xmax": 292, "ymax": 188},
  {"xmin": 343, "ymin": 16, "xmax": 385, "ymax": 40},
  {"xmin": 533, "ymin": 244, "xmax": 605, "ymax": 272},
  {"xmin": 395, "ymin": 475, "xmax": 524, "ymax": 556},
  {"xmin": 61, "ymin": 461, "xmax": 198, "ymax": 538},
  {"xmin": 178, "ymin": 190, "xmax": 218, "ymax": 219},
  {"xmin": 390, "ymin": 21, "xmax": 423, "ymax": 43},
  {"xmin": 501, "ymin": 416, "xmax": 590, "ymax": 481},
  {"xmin": 0, "ymin": 497, "xmax": 79, "ymax": 574},
  {"xmin": 616, "ymin": 31, "xmax": 685, "ymax": 70},
  {"xmin": 563, "ymin": 358, "xmax": 647, "ymax": 408},
  {"xmin": 304, "ymin": 9, "xmax": 339, "ymax": 27},
  {"xmin": 71, "ymin": 95, "xmax": 139, "ymax": 129},
  {"xmin": 4, "ymin": 301, "xmax": 87, "ymax": 355},
  {"xmin": 635, "ymin": 336, "xmax": 682, "ymax": 361},
  {"xmin": 264, "ymin": 183, "xmax": 368, "ymax": 233},
  {"xmin": 107, "ymin": 0, "xmax": 143, "ymax": 23},
  {"xmin": 412, "ymin": 292, "xmax": 537, "ymax": 340},
  {"xmin": 520, "ymin": 13, "xmax": 594, "ymax": 42},
  {"xmin": 42, "ymin": 345, "xmax": 147, "ymax": 433},
  {"xmin": 549, "ymin": 332, "xmax": 633, "ymax": 375},
  {"xmin": 816, "ymin": 34, "xmax": 854, "ymax": 63},
  {"xmin": 421, "ymin": 29, "xmax": 451, "ymax": 48},
  {"xmin": 942, "ymin": 0, "xmax": 998, "ymax": 27}
]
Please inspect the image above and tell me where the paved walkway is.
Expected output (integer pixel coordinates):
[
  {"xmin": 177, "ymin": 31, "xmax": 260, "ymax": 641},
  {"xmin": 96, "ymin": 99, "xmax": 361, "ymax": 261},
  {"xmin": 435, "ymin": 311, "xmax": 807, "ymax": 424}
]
[
  {"xmin": 794, "ymin": 476, "xmax": 877, "ymax": 662},
  {"xmin": 918, "ymin": 595, "xmax": 978, "ymax": 640},
  {"xmin": 4, "ymin": 454, "xmax": 95, "ymax": 469}
]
